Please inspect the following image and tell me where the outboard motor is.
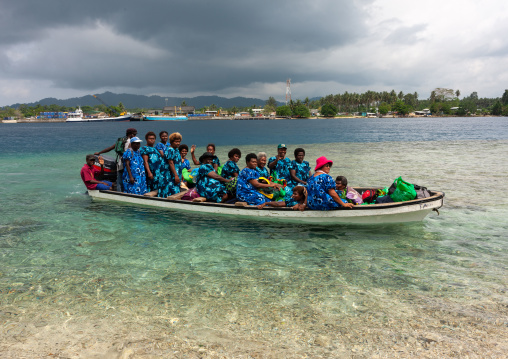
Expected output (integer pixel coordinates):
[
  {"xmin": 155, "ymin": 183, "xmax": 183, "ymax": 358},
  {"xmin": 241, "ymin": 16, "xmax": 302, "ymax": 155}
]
[{"xmin": 93, "ymin": 154, "xmax": 117, "ymax": 182}]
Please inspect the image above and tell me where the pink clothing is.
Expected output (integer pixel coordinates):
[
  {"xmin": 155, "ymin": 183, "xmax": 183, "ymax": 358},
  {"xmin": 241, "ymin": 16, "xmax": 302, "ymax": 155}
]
[{"xmin": 80, "ymin": 164, "xmax": 101, "ymax": 190}]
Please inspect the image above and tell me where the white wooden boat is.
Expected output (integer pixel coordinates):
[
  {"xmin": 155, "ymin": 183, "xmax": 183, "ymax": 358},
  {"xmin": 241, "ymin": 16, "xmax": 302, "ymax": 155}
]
[
  {"xmin": 87, "ymin": 188, "xmax": 444, "ymax": 225},
  {"xmin": 66, "ymin": 107, "xmax": 131, "ymax": 122}
]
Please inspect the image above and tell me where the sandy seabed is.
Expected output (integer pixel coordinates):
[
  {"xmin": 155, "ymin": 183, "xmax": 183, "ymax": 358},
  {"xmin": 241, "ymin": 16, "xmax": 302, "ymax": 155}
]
[{"xmin": 1, "ymin": 284, "xmax": 507, "ymax": 359}]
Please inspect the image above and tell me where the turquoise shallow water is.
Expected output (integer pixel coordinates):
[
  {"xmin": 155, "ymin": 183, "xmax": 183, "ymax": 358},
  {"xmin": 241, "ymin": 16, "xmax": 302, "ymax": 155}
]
[{"xmin": 1, "ymin": 119, "xmax": 507, "ymax": 357}]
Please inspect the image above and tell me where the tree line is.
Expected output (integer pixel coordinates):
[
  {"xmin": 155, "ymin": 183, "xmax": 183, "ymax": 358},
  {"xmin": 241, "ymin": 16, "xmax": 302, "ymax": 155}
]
[{"xmin": 3, "ymin": 89, "xmax": 508, "ymax": 119}]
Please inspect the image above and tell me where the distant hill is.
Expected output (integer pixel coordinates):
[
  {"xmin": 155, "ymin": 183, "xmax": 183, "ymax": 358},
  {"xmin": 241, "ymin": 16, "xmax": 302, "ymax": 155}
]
[{"xmin": 10, "ymin": 92, "xmax": 287, "ymax": 109}]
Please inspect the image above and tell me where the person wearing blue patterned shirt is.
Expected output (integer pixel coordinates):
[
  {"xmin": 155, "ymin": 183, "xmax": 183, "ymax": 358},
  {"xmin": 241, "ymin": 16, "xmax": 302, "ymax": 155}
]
[
  {"xmin": 255, "ymin": 152, "xmax": 270, "ymax": 178},
  {"xmin": 140, "ymin": 131, "xmax": 165, "ymax": 193},
  {"xmin": 162, "ymin": 132, "xmax": 183, "ymax": 197},
  {"xmin": 289, "ymin": 147, "xmax": 312, "ymax": 187},
  {"xmin": 306, "ymin": 156, "xmax": 354, "ymax": 210},
  {"xmin": 268, "ymin": 144, "xmax": 292, "ymax": 184},
  {"xmin": 122, "ymin": 137, "xmax": 147, "ymax": 195},
  {"xmin": 221, "ymin": 148, "xmax": 241, "ymax": 197},
  {"xmin": 194, "ymin": 152, "xmax": 231, "ymax": 202},
  {"xmin": 237, "ymin": 153, "xmax": 282, "ymax": 206},
  {"xmin": 191, "ymin": 143, "xmax": 220, "ymax": 171},
  {"xmin": 257, "ymin": 185, "xmax": 307, "ymax": 211},
  {"xmin": 179, "ymin": 144, "xmax": 192, "ymax": 172}
]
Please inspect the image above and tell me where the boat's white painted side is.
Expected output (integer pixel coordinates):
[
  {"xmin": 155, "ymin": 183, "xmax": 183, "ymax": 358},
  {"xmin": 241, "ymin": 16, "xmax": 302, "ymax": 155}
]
[{"xmin": 88, "ymin": 190, "xmax": 444, "ymax": 225}]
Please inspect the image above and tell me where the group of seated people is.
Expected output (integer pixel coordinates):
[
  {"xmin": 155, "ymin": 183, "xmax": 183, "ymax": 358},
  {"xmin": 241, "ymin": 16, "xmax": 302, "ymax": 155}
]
[{"xmin": 82, "ymin": 130, "xmax": 364, "ymax": 211}]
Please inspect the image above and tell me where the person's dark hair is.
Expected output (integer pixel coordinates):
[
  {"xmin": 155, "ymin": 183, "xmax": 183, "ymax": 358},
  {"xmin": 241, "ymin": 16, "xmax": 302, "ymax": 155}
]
[
  {"xmin": 228, "ymin": 148, "xmax": 242, "ymax": 159},
  {"xmin": 207, "ymin": 143, "xmax": 216, "ymax": 151},
  {"xmin": 159, "ymin": 131, "xmax": 168, "ymax": 137},
  {"xmin": 145, "ymin": 131, "xmax": 156, "ymax": 140},
  {"xmin": 199, "ymin": 152, "xmax": 214, "ymax": 163},
  {"xmin": 293, "ymin": 185, "xmax": 306, "ymax": 196},
  {"xmin": 86, "ymin": 154, "xmax": 95, "ymax": 161},
  {"xmin": 294, "ymin": 147, "xmax": 305, "ymax": 157},
  {"xmin": 245, "ymin": 153, "xmax": 257, "ymax": 163},
  {"xmin": 335, "ymin": 175, "xmax": 348, "ymax": 186},
  {"xmin": 126, "ymin": 128, "xmax": 137, "ymax": 136},
  {"xmin": 179, "ymin": 144, "xmax": 189, "ymax": 152}
]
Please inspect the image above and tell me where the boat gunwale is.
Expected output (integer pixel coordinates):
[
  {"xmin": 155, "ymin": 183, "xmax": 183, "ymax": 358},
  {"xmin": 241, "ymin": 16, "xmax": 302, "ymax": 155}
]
[{"xmin": 92, "ymin": 188, "xmax": 445, "ymax": 212}]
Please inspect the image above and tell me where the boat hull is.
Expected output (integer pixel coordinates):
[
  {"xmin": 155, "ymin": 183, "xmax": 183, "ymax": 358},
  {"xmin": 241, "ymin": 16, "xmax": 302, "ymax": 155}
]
[
  {"xmin": 66, "ymin": 114, "xmax": 131, "ymax": 122},
  {"xmin": 87, "ymin": 189, "xmax": 444, "ymax": 225}
]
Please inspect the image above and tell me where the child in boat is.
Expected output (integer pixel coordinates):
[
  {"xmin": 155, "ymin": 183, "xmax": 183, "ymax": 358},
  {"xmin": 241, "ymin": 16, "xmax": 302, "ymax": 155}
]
[
  {"xmin": 289, "ymin": 148, "xmax": 311, "ymax": 187},
  {"xmin": 80, "ymin": 154, "xmax": 115, "ymax": 191},
  {"xmin": 122, "ymin": 137, "xmax": 147, "ymax": 195},
  {"xmin": 257, "ymin": 185, "xmax": 307, "ymax": 211},
  {"xmin": 335, "ymin": 176, "xmax": 363, "ymax": 205},
  {"xmin": 191, "ymin": 143, "xmax": 220, "ymax": 171},
  {"xmin": 194, "ymin": 152, "xmax": 231, "ymax": 202}
]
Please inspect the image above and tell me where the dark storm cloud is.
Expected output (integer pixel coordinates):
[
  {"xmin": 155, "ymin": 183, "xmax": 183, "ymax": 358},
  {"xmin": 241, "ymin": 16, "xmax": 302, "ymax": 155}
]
[{"xmin": 0, "ymin": 0, "xmax": 371, "ymax": 93}]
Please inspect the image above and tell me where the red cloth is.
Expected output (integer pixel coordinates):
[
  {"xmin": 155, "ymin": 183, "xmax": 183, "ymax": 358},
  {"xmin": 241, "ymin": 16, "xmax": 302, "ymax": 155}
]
[{"xmin": 80, "ymin": 164, "xmax": 101, "ymax": 190}]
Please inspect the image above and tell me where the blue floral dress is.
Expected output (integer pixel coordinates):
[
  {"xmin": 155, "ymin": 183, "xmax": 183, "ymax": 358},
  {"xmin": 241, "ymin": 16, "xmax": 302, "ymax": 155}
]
[
  {"xmin": 221, "ymin": 160, "xmax": 240, "ymax": 179},
  {"xmin": 155, "ymin": 142, "xmax": 171, "ymax": 197},
  {"xmin": 122, "ymin": 149, "xmax": 147, "ymax": 195},
  {"xmin": 140, "ymin": 146, "xmax": 164, "ymax": 192},
  {"xmin": 307, "ymin": 173, "xmax": 344, "ymax": 210},
  {"xmin": 195, "ymin": 164, "xmax": 226, "ymax": 202},
  {"xmin": 237, "ymin": 168, "xmax": 272, "ymax": 205},
  {"xmin": 256, "ymin": 166, "xmax": 270, "ymax": 179},
  {"xmin": 268, "ymin": 156, "xmax": 292, "ymax": 183},
  {"xmin": 163, "ymin": 146, "xmax": 182, "ymax": 196},
  {"xmin": 289, "ymin": 160, "xmax": 311, "ymax": 187},
  {"xmin": 181, "ymin": 158, "xmax": 191, "ymax": 172}
]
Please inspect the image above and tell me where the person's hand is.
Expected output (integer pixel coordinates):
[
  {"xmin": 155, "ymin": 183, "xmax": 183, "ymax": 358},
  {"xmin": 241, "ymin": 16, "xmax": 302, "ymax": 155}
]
[
  {"xmin": 302, "ymin": 181, "xmax": 307, "ymax": 185},
  {"xmin": 257, "ymin": 203, "xmax": 267, "ymax": 209},
  {"xmin": 129, "ymin": 176, "xmax": 135, "ymax": 184},
  {"xmin": 147, "ymin": 173, "xmax": 154, "ymax": 180},
  {"xmin": 175, "ymin": 175, "xmax": 181, "ymax": 184},
  {"xmin": 98, "ymin": 156, "xmax": 104, "ymax": 165},
  {"xmin": 190, "ymin": 145, "xmax": 196, "ymax": 154},
  {"xmin": 292, "ymin": 203, "xmax": 306, "ymax": 211},
  {"xmin": 94, "ymin": 152, "xmax": 100, "ymax": 155},
  {"xmin": 271, "ymin": 183, "xmax": 282, "ymax": 189},
  {"xmin": 343, "ymin": 202, "xmax": 354, "ymax": 208}
]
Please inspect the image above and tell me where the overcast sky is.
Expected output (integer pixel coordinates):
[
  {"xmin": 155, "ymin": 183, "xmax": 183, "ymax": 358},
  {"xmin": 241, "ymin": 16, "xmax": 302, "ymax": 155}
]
[{"xmin": 1, "ymin": 0, "xmax": 508, "ymax": 106}]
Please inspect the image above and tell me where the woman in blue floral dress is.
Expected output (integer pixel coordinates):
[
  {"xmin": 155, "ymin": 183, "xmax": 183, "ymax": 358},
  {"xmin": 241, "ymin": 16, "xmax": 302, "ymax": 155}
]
[
  {"xmin": 122, "ymin": 137, "xmax": 147, "ymax": 195},
  {"xmin": 179, "ymin": 144, "xmax": 192, "ymax": 172},
  {"xmin": 237, "ymin": 153, "xmax": 282, "ymax": 206},
  {"xmin": 162, "ymin": 132, "xmax": 183, "ymax": 197},
  {"xmin": 140, "ymin": 132, "xmax": 165, "ymax": 193},
  {"xmin": 255, "ymin": 152, "xmax": 270, "ymax": 178},
  {"xmin": 155, "ymin": 131, "xmax": 171, "ymax": 196},
  {"xmin": 289, "ymin": 148, "xmax": 311, "ymax": 187},
  {"xmin": 194, "ymin": 152, "xmax": 231, "ymax": 202},
  {"xmin": 306, "ymin": 156, "xmax": 354, "ymax": 210},
  {"xmin": 221, "ymin": 148, "xmax": 241, "ymax": 196}
]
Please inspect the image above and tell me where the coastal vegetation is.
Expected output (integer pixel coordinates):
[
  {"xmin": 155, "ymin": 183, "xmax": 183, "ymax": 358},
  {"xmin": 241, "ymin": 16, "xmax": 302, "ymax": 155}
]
[{"xmin": 2, "ymin": 89, "xmax": 508, "ymax": 120}]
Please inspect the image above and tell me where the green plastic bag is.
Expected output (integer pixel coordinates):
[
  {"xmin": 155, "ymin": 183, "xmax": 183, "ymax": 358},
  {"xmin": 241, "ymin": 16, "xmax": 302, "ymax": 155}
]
[{"xmin": 389, "ymin": 176, "xmax": 416, "ymax": 202}]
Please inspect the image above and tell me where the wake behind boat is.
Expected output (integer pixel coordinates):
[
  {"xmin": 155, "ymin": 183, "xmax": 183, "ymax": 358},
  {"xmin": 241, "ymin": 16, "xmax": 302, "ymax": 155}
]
[{"xmin": 87, "ymin": 188, "xmax": 444, "ymax": 225}]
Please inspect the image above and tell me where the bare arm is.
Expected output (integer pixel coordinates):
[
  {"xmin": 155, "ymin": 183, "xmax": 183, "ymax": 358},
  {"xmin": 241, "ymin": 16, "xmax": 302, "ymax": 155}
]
[
  {"xmin": 290, "ymin": 169, "xmax": 306, "ymax": 185},
  {"xmin": 257, "ymin": 201, "xmax": 286, "ymax": 209},
  {"xmin": 190, "ymin": 145, "xmax": 200, "ymax": 165},
  {"xmin": 142, "ymin": 154, "xmax": 153, "ymax": 179},
  {"xmin": 94, "ymin": 143, "xmax": 115, "ymax": 155},
  {"xmin": 248, "ymin": 179, "xmax": 281, "ymax": 189},
  {"xmin": 207, "ymin": 171, "xmax": 230, "ymax": 183},
  {"xmin": 167, "ymin": 159, "xmax": 180, "ymax": 183},
  {"xmin": 328, "ymin": 188, "xmax": 354, "ymax": 208},
  {"xmin": 125, "ymin": 159, "xmax": 134, "ymax": 184}
]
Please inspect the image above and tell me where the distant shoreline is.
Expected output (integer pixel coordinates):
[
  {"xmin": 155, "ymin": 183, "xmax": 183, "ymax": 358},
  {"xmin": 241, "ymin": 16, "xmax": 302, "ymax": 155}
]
[{"xmin": 1, "ymin": 114, "xmax": 499, "ymax": 124}]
